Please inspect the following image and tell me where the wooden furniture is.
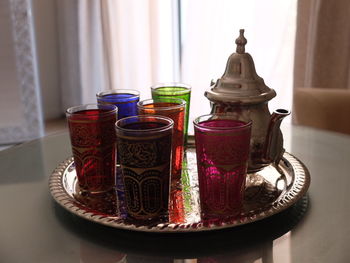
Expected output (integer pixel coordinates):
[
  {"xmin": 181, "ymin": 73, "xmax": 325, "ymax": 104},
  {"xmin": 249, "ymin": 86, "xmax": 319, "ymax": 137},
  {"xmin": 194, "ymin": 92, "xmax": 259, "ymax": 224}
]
[{"xmin": 293, "ymin": 88, "xmax": 350, "ymax": 135}]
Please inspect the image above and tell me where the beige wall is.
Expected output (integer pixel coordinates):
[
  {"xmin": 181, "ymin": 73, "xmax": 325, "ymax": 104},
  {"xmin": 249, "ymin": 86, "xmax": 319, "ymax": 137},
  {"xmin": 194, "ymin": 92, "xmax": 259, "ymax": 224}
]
[{"xmin": 32, "ymin": 0, "xmax": 62, "ymax": 120}]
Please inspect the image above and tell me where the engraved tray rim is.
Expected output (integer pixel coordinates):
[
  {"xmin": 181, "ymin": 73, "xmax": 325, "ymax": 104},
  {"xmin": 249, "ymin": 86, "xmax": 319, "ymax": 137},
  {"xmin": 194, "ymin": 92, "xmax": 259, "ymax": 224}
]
[{"xmin": 49, "ymin": 152, "xmax": 310, "ymax": 233}]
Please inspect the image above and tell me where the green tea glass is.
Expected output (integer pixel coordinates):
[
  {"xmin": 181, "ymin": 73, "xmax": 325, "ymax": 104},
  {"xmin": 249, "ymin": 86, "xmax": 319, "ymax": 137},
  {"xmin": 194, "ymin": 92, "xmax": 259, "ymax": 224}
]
[{"xmin": 151, "ymin": 83, "xmax": 191, "ymax": 142}]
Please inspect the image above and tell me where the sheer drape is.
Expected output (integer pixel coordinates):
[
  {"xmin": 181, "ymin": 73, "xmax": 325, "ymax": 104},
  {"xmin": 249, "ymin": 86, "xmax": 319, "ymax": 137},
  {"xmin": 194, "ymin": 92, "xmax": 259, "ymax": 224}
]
[
  {"xmin": 57, "ymin": 0, "xmax": 178, "ymax": 111},
  {"xmin": 294, "ymin": 0, "xmax": 350, "ymax": 90},
  {"xmin": 293, "ymin": 0, "xmax": 350, "ymax": 132},
  {"xmin": 57, "ymin": 0, "xmax": 297, "ymax": 122}
]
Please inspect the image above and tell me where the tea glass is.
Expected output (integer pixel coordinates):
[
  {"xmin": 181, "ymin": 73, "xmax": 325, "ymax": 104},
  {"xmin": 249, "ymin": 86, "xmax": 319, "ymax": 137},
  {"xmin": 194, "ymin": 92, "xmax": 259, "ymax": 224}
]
[
  {"xmin": 115, "ymin": 115, "xmax": 174, "ymax": 222},
  {"xmin": 151, "ymin": 83, "xmax": 191, "ymax": 141},
  {"xmin": 66, "ymin": 104, "xmax": 118, "ymax": 195},
  {"xmin": 138, "ymin": 98, "xmax": 186, "ymax": 185},
  {"xmin": 193, "ymin": 113, "xmax": 252, "ymax": 222},
  {"xmin": 96, "ymin": 89, "xmax": 140, "ymax": 213},
  {"xmin": 96, "ymin": 89, "xmax": 140, "ymax": 119}
]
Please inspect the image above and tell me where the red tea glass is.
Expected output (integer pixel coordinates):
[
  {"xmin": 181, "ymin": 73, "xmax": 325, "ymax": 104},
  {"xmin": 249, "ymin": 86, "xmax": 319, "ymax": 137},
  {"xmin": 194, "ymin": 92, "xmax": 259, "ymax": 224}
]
[
  {"xmin": 137, "ymin": 98, "xmax": 186, "ymax": 185},
  {"xmin": 66, "ymin": 104, "xmax": 118, "ymax": 195},
  {"xmin": 116, "ymin": 115, "xmax": 173, "ymax": 222},
  {"xmin": 194, "ymin": 114, "xmax": 252, "ymax": 222}
]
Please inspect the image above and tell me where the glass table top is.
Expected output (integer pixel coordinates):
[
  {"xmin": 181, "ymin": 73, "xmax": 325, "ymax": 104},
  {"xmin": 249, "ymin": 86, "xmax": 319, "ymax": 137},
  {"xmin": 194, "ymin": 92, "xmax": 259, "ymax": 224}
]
[{"xmin": 0, "ymin": 125, "xmax": 350, "ymax": 262}]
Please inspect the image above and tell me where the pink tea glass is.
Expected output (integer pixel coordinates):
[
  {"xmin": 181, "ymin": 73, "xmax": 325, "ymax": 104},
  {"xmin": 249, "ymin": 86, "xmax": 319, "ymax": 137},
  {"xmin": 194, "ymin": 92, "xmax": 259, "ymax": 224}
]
[{"xmin": 194, "ymin": 113, "xmax": 252, "ymax": 222}]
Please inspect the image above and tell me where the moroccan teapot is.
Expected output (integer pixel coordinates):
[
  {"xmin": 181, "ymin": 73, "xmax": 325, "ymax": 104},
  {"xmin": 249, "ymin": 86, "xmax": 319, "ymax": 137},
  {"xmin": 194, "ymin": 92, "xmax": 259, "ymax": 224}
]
[{"xmin": 205, "ymin": 29, "xmax": 290, "ymax": 172}]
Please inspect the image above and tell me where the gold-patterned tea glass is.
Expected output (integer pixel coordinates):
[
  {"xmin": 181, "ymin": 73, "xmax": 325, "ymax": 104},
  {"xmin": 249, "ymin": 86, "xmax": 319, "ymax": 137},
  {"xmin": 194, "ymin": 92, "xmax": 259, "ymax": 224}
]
[{"xmin": 115, "ymin": 115, "xmax": 174, "ymax": 223}]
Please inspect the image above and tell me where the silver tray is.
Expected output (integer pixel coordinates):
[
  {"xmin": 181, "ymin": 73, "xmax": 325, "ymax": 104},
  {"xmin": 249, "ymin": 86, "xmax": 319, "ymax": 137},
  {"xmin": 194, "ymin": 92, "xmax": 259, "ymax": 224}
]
[{"xmin": 49, "ymin": 148, "xmax": 310, "ymax": 233}]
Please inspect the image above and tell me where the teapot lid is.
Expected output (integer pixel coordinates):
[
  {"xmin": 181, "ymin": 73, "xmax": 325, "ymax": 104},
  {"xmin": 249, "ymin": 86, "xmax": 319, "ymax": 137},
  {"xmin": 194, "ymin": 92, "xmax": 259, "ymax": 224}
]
[{"xmin": 205, "ymin": 29, "xmax": 276, "ymax": 104}]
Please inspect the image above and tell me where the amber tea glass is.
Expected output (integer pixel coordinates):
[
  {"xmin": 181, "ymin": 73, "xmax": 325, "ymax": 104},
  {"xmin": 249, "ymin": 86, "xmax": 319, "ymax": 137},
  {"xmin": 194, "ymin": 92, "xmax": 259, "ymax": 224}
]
[
  {"xmin": 115, "ymin": 115, "xmax": 174, "ymax": 222},
  {"xmin": 66, "ymin": 104, "xmax": 118, "ymax": 195},
  {"xmin": 138, "ymin": 98, "xmax": 186, "ymax": 184},
  {"xmin": 194, "ymin": 113, "xmax": 252, "ymax": 221}
]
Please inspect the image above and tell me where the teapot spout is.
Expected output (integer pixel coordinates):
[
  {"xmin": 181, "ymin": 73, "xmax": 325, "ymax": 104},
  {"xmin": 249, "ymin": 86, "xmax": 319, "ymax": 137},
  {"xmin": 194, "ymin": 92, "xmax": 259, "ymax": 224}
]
[{"xmin": 263, "ymin": 109, "xmax": 291, "ymax": 165}]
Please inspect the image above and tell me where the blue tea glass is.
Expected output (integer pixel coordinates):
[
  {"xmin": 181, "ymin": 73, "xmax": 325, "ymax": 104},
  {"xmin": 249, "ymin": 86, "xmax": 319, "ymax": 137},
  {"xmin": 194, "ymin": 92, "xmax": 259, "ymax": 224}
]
[
  {"xmin": 96, "ymin": 89, "xmax": 140, "ymax": 218},
  {"xmin": 96, "ymin": 89, "xmax": 140, "ymax": 120}
]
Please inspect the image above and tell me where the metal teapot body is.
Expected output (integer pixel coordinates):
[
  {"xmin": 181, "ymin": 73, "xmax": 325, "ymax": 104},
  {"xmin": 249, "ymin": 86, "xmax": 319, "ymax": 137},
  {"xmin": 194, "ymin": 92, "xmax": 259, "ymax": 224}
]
[
  {"xmin": 209, "ymin": 100, "xmax": 289, "ymax": 172},
  {"xmin": 205, "ymin": 30, "xmax": 290, "ymax": 172}
]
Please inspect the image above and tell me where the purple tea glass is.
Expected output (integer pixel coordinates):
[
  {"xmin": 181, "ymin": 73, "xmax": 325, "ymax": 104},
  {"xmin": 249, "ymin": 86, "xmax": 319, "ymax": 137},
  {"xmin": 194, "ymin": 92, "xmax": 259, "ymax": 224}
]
[{"xmin": 193, "ymin": 114, "xmax": 252, "ymax": 222}]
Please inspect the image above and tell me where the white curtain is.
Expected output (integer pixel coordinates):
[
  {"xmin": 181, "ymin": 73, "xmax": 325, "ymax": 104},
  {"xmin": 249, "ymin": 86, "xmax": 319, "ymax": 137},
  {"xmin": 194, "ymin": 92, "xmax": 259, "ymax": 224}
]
[
  {"xmin": 294, "ymin": 0, "xmax": 350, "ymax": 90},
  {"xmin": 57, "ymin": 0, "xmax": 297, "ymax": 131},
  {"xmin": 57, "ymin": 0, "xmax": 179, "ymax": 111}
]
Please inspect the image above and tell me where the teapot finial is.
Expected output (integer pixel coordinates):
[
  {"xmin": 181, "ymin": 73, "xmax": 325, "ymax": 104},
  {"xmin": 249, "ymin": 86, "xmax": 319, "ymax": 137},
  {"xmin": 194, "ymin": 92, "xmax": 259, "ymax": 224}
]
[{"xmin": 235, "ymin": 29, "xmax": 247, "ymax": 54}]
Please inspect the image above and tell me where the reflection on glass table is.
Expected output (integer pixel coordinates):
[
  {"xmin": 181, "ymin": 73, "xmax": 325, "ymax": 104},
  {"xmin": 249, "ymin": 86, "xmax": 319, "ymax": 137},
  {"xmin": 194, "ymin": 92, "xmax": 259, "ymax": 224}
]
[{"xmin": 1, "ymin": 125, "xmax": 350, "ymax": 262}]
